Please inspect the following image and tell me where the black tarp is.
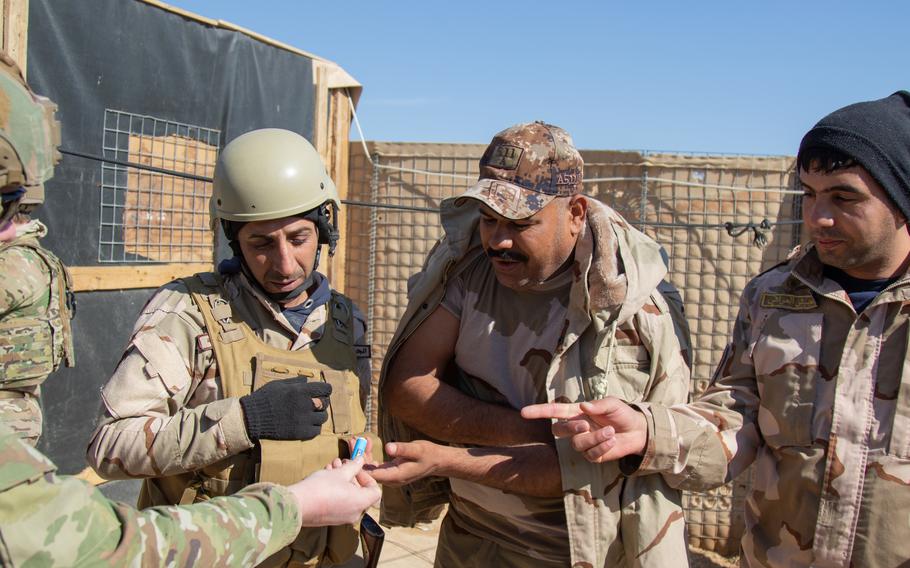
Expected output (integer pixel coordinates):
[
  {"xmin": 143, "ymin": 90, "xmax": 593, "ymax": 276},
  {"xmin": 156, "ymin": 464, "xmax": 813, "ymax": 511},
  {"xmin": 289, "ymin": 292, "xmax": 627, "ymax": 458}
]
[
  {"xmin": 26, "ymin": 0, "xmax": 318, "ymax": 473},
  {"xmin": 29, "ymin": 0, "xmax": 315, "ymax": 266}
]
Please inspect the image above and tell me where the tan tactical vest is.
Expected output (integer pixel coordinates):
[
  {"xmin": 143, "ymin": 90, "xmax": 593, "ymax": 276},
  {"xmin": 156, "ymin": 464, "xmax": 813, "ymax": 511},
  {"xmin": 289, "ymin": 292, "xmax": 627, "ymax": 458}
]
[
  {"xmin": 0, "ymin": 238, "xmax": 75, "ymax": 389},
  {"xmin": 137, "ymin": 272, "xmax": 378, "ymax": 568}
]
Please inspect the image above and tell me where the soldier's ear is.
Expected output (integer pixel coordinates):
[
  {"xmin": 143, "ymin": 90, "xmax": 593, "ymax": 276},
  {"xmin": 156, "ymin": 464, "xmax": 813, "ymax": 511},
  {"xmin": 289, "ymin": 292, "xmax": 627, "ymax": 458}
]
[{"xmin": 567, "ymin": 195, "xmax": 587, "ymax": 235}]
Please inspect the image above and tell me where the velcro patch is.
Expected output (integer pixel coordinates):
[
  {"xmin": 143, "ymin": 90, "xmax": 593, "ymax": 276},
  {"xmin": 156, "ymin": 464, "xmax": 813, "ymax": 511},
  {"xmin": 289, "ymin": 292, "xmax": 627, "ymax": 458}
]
[
  {"xmin": 760, "ymin": 292, "xmax": 817, "ymax": 311},
  {"xmin": 484, "ymin": 144, "xmax": 523, "ymax": 170},
  {"xmin": 354, "ymin": 344, "xmax": 372, "ymax": 359}
]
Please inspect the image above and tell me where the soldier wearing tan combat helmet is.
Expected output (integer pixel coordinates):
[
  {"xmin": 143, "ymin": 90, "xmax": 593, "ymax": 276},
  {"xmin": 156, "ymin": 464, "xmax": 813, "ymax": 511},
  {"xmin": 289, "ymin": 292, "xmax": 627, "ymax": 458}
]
[
  {"xmin": 0, "ymin": 53, "xmax": 74, "ymax": 448},
  {"xmin": 88, "ymin": 128, "xmax": 380, "ymax": 567},
  {"xmin": 371, "ymin": 121, "xmax": 691, "ymax": 567},
  {"xmin": 527, "ymin": 92, "xmax": 910, "ymax": 567},
  {"xmin": 0, "ymin": 61, "xmax": 380, "ymax": 567}
]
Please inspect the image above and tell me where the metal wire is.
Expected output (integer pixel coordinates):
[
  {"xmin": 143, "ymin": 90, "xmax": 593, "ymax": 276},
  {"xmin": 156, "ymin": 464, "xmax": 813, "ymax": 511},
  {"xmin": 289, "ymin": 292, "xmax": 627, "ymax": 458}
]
[{"xmin": 96, "ymin": 110, "xmax": 220, "ymax": 263}]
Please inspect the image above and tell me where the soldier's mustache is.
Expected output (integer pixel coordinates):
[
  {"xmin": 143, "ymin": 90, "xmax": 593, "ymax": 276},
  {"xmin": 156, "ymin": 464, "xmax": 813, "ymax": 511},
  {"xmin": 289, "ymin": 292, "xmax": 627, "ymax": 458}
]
[{"xmin": 487, "ymin": 249, "xmax": 528, "ymax": 262}]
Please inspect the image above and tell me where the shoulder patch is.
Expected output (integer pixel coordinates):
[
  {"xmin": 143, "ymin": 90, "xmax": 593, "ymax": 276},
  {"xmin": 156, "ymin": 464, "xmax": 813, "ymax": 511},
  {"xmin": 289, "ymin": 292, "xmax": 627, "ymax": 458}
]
[
  {"xmin": 354, "ymin": 344, "xmax": 371, "ymax": 359},
  {"xmin": 760, "ymin": 292, "xmax": 817, "ymax": 311}
]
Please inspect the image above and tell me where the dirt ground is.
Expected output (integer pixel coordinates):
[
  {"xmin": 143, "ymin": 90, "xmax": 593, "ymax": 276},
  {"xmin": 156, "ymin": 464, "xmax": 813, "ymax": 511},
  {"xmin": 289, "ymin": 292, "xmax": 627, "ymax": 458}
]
[{"xmin": 689, "ymin": 546, "xmax": 739, "ymax": 567}]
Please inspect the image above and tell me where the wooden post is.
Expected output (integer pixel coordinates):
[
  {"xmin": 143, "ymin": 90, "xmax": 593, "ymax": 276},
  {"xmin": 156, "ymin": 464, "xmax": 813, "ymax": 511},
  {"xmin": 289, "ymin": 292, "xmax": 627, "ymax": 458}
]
[
  {"xmin": 325, "ymin": 88, "xmax": 352, "ymax": 293},
  {"xmin": 311, "ymin": 60, "xmax": 356, "ymax": 293},
  {"xmin": 312, "ymin": 63, "xmax": 329, "ymax": 162},
  {"xmin": 0, "ymin": 0, "xmax": 28, "ymax": 73}
]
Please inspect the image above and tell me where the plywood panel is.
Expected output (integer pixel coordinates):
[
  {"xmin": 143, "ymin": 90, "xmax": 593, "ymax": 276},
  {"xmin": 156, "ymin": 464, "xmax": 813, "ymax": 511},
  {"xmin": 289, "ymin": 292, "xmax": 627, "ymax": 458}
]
[{"xmin": 122, "ymin": 134, "xmax": 217, "ymax": 263}]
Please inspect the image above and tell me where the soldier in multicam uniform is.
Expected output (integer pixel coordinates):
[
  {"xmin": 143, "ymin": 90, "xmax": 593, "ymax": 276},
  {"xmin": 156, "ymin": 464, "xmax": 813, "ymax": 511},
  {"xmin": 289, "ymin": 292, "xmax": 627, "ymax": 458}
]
[
  {"xmin": 370, "ymin": 122, "xmax": 691, "ymax": 567},
  {"xmin": 88, "ymin": 128, "xmax": 378, "ymax": 567},
  {"xmin": 0, "ymin": 55, "xmax": 74, "ymax": 447},
  {"xmin": 2, "ymin": 420, "xmax": 380, "ymax": 567},
  {"xmin": 527, "ymin": 91, "xmax": 910, "ymax": 567}
]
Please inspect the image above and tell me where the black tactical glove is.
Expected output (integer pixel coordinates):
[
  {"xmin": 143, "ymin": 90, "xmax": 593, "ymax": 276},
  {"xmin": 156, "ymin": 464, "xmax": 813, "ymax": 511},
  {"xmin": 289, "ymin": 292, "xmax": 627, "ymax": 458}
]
[{"xmin": 240, "ymin": 378, "xmax": 332, "ymax": 441}]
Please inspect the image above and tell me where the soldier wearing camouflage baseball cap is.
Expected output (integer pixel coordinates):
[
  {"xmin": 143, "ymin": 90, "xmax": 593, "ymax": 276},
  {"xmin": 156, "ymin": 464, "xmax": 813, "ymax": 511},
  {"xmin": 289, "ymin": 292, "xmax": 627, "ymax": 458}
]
[
  {"xmin": 526, "ymin": 92, "xmax": 910, "ymax": 566},
  {"xmin": 371, "ymin": 121, "xmax": 690, "ymax": 566}
]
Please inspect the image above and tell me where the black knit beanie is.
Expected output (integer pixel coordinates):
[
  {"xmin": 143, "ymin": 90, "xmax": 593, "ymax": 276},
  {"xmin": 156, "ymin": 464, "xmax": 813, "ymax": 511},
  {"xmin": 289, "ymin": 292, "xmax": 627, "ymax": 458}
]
[{"xmin": 798, "ymin": 91, "xmax": 910, "ymax": 221}]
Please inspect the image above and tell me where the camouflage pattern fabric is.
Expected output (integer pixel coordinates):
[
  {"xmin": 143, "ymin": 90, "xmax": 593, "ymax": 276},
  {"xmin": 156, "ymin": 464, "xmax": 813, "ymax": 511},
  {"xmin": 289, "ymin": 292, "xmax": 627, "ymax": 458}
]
[
  {"xmin": 0, "ymin": 387, "xmax": 41, "ymax": 446},
  {"xmin": 440, "ymin": 256, "xmax": 574, "ymax": 562},
  {"xmin": 632, "ymin": 245, "xmax": 910, "ymax": 567},
  {"xmin": 0, "ymin": 221, "xmax": 59, "ymax": 445},
  {"xmin": 457, "ymin": 121, "xmax": 583, "ymax": 220},
  {"xmin": 0, "ymin": 421, "xmax": 300, "ymax": 566},
  {"xmin": 87, "ymin": 270, "xmax": 370, "ymax": 482},
  {"xmin": 379, "ymin": 197, "xmax": 691, "ymax": 567}
]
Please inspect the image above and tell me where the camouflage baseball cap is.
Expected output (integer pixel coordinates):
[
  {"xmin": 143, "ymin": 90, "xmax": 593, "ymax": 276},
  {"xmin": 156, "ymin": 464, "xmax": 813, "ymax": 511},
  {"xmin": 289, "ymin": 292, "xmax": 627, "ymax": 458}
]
[{"xmin": 458, "ymin": 121, "xmax": 583, "ymax": 220}]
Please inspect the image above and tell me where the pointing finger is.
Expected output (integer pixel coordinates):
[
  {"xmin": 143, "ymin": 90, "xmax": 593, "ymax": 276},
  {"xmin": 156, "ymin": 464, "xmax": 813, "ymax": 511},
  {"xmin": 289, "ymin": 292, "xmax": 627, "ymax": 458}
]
[{"xmin": 521, "ymin": 402, "xmax": 583, "ymax": 420}]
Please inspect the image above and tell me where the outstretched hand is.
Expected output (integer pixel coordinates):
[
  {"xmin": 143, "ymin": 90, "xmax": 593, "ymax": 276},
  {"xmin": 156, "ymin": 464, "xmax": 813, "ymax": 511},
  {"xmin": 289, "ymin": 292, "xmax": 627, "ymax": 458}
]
[
  {"xmin": 365, "ymin": 440, "xmax": 445, "ymax": 486},
  {"xmin": 521, "ymin": 397, "xmax": 648, "ymax": 463},
  {"xmin": 288, "ymin": 457, "xmax": 381, "ymax": 527}
]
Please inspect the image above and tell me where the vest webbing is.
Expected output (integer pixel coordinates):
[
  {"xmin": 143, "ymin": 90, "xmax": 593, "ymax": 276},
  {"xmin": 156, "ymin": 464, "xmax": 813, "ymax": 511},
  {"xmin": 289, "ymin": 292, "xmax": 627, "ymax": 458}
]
[
  {"xmin": 0, "ymin": 238, "xmax": 75, "ymax": 389},
  {"xmin": 137, "ymin": 272, "xmax": 376, "ymax": 567}
]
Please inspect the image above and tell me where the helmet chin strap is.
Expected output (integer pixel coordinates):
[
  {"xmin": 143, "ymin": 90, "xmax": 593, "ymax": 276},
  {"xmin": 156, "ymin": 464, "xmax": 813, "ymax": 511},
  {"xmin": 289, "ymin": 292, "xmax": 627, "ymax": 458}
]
[{"xmin": 222, "ymin": 201, "xmax": 334, "ymax": 304}]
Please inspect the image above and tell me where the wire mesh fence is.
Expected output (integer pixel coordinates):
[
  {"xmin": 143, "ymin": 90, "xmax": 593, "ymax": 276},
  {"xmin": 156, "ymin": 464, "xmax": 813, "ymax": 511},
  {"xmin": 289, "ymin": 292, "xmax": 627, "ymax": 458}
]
[
  {"xmin": 99, "ymin": 109, "xmax": 220, "ymax": 263},
  {"xmin": 344, "ymin": 141, "xmax": 802, "ymax": 555}
]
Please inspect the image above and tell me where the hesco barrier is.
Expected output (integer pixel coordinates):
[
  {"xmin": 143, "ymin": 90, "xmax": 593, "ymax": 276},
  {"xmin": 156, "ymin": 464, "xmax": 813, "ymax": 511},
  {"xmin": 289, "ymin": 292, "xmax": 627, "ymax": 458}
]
[{"xmin": 344, "ymin": 141, "xmax": 802, "ymax": 556}]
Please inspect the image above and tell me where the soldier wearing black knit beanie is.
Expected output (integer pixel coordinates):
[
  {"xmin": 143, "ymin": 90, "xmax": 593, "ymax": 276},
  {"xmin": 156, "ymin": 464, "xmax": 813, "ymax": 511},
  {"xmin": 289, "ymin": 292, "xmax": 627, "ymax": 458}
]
[
  {"xmin": 795, "ymin": 91, "xmax": 910, "ymax": 286},
  {"xmin": 798, "ymin": 90, "xmax": 910, "ymax": 221}
]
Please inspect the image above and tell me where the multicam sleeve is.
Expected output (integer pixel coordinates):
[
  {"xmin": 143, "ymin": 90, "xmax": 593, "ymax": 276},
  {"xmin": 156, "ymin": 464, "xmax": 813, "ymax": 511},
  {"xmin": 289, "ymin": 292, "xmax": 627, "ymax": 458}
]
[
  {"xmin": 1, "ymin": 459, "xmax": 300, "ymax": 566},
  {"xmin": 86, "ymin": 282, "xmax": 253, "ymax": 479},
  {"xmin": 632, "ymin": 287, "xmax": 763, "ymax": 491},
  {"xmin": 0, "ymin": 247, "xmax": 47, "ymax": 316},
  {"xmin": 114, "ymin": 483, "xmax": 301, "ymax": 567}
]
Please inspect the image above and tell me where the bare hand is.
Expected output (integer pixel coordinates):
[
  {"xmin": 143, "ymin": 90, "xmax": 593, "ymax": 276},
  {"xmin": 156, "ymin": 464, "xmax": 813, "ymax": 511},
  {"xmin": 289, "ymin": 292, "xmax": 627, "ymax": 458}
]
[
  {"xmin": 288, "ymin": 458, "xmax": 381, "ymax": 527},
  {"xmin": 365, "ymin": 441, "xmax": 444, "ymax": 486},
  {"xmin": 521, "ymin": 397, "xmax": 648, "ymax": 463}
]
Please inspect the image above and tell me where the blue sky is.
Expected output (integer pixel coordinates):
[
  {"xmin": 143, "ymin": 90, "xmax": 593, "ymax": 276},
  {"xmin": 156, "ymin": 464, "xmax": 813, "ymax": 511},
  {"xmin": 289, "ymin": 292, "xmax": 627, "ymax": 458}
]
[{"xmin": 166, "ymin": 1, "xmax": 905, "ymax": 156}]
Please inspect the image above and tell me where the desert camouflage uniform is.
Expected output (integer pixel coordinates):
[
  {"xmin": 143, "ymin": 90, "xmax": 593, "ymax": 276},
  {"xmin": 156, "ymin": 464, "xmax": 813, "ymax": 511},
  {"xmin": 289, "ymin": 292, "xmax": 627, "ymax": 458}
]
[
  {"xmin": 632, "ymin": 245, "xmax": 910, "ymax": 567},
  {"xmin": 379, "ymin": 197, "xmax": 691, "ymax": 567},
  {"xmin": 0, "ymin": 421, "xmax": 299, "ymax": 567},
  {"xmin": 87, "ymin": 269, "xmax": 370, "ymax": 482},
  {"xmin": 0, "ymin": 220, "xmax": 72, "ymax": 446}
]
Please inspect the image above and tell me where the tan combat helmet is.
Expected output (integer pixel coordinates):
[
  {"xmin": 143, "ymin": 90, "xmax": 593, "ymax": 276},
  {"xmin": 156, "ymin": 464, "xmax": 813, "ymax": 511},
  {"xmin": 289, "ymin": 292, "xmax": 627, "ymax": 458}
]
[
  {"xmin": 212, "ymin": 128, "xmax": 341, "ymax": 257},
  {"xmin": 0, "ymin": 53, "xmax": 61, "ymax": 212}
]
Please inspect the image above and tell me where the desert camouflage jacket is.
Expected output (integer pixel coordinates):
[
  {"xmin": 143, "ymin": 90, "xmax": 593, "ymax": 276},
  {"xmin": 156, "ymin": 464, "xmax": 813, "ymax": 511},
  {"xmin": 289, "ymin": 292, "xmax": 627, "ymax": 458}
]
[
  {"xmin": 634, "ymin": 245, "xmax": 910, "ymax": 567},
  {"xmin": 86, "ymin": 270, "xmax": 370, "ymax": 480},
  {"xmin": 0, "ymin": 422, "xmax": 299, "ymax": 567},
  {"xmin": 379, "ymin": 197, "xmax": 691, "ymax": 567}
]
